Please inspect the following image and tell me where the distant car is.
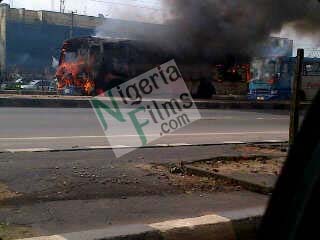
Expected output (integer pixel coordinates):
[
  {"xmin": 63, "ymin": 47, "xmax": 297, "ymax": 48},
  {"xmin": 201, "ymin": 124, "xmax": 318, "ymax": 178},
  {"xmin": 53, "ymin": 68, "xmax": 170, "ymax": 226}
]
[
  {"xmin": 49, "ymin": 78, "xmax": 58, "ymax": 92},
  {"xmin": 15, "ymin": 78, "xmax": 23, "ymax": 84},
  {"xmin": 21, "ymin": 80, "xmax": 54, "ymax": 91},
  {"xmin": 4, "ymin": 81, "xmax": 23, "ymax": 90}
]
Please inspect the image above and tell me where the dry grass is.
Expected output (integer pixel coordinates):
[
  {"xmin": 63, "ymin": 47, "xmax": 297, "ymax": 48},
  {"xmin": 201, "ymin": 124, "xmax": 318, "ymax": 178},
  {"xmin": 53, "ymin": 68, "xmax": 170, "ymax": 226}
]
[
  {"xmin": 0, "ymin": 223, "xmax": 35, "ymax": 240},
  {"xmin": 0, "ymin": 183, "xmax": 20, "ymax": 202}
]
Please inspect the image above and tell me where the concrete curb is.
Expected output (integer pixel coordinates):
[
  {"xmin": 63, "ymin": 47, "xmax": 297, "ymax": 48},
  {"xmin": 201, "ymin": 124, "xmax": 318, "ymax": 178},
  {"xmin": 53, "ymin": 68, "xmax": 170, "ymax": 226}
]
[
  {"xmin": 0, "ymin": 92, "xmax": 245, "ymax": 98},
  {"xmin": 0, "ymin": 141, "xmax": 288, "ymax": 154},
  {"xmin": 0, "ymin": 96, "xmax": 311, "ymax": 109},
  {"xmin": 18, "ymin": 207, "xmax": 264, "ymax": 240},
  {"xmin": 0, "ymin": 92, "xmax": 247, "ymax": 100},
  {"xmin": 184, "ymin": 165, "xmax": 273, "ymax": 195}
]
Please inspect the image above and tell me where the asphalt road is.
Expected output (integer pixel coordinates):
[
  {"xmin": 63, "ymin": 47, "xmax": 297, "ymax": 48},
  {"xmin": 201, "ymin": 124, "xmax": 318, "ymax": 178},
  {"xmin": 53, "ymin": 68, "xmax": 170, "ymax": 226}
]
[
  {"xmin": 0, "ymin": 145, "xmax": 270, "ymax": 235},
  {"xmin": 0, "ymin": 108, "xmax": 289, "ymax": 152},
  {"xmin": 0, "ymin": 107, "xmax": 288, "ymax": 236}
]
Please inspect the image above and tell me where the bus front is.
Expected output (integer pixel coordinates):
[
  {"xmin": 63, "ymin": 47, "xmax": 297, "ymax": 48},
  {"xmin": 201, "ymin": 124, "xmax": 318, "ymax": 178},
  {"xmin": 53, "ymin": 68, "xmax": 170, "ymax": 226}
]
[
  {"xmin": 248, "ymin": 58, "xmax": 280, "ymax": 101},
  {"xmin": 56, "ymin": 39, "xmax": 95, "ymax": 95}
]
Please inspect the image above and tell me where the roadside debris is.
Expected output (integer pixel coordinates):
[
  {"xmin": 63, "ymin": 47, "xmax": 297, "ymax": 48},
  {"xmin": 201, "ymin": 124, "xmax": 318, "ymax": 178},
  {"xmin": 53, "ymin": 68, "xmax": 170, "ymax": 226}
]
[
  {"xmin": 137, "ymin": 163, "xmax": 241, "ymax": 194},
  {"xmin": 169, "ymin": 163, "xmax": 184, "ymax": 174}
]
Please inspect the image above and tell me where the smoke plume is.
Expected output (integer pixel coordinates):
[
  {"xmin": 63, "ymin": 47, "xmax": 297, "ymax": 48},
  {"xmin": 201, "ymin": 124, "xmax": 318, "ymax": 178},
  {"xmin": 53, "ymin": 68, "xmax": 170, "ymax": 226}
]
[
  {"xmin": 159, "ymin": 0, "xmax": 320, "ymax": 61},
  {"xmin": 96, "ymin": 0, "xmax": 320, "ymax": 62}
]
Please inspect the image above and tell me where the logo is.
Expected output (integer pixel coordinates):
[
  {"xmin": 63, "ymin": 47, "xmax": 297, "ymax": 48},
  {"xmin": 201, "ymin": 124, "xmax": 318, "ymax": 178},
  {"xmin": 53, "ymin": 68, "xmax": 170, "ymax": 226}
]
[{"xmin": 91, "ymin": 60, "xmax": 201, "ymax": 157}]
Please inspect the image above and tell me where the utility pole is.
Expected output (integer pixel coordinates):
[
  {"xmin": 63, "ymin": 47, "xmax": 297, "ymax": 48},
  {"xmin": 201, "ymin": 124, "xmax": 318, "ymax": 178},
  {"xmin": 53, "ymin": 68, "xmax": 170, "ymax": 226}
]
[
  {"xmin": 70, "ymin": 11, "xmax": 76, "ymax": 39},
  {"xmin": 60, "ymin": 0, "xmax": 65, "ymax": 13},
  {"xmin": 289, "ymin": 49, "xmax": 304, "ymax": 146}
]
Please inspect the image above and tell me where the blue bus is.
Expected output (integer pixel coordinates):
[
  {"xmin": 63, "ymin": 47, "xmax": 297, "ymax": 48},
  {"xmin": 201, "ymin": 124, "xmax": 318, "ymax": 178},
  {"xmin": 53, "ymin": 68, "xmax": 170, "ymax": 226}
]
[{"xmin": 248, "ymin": 57, "xmax": 320, "ymax": 101}]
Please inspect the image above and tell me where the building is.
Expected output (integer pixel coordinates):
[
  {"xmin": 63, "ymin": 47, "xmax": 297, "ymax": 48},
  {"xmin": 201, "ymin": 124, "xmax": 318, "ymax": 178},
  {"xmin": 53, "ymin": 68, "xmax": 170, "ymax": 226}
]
[{"xmin": 0, "ymin": 4, "xmax": 165, "ymax": 81}]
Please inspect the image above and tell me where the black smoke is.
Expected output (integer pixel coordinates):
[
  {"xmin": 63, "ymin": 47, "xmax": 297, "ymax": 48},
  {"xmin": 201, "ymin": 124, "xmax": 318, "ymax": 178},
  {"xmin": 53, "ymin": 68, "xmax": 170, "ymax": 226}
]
[{"xmin": 160, "ymin": 0, "xmax": 320, "ymax": 62}]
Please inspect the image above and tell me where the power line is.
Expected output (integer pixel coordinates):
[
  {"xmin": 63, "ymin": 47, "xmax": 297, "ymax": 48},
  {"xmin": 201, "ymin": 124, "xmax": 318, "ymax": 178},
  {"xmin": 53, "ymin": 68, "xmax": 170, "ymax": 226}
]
[
  {"xmin": 69, "ymin": 10, "xmax": 76, "ymax": 38},
  {"xmin": 89, "ymin": 0, "xmax": 165, "ymax": 12}
]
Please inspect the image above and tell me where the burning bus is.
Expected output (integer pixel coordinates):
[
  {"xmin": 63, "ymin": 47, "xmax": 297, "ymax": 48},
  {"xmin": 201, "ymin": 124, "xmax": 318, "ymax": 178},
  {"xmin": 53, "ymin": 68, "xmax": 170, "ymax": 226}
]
[{"xmin": 56, "ymin": 36, "xmax": 250, "ymax": 97}]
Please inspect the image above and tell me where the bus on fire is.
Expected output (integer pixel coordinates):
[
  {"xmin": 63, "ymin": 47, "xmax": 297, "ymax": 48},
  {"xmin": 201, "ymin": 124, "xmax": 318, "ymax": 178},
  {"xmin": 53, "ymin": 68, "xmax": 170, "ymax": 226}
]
[{"xmin": 56, "ymin": 36, "xmax": 250, "ymax": 97}]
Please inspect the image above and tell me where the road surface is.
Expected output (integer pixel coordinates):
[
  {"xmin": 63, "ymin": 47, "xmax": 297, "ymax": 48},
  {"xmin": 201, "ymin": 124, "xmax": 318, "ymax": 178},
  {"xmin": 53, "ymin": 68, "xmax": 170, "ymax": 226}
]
[
  {"xmin": 0, "ymin": 144, "xmax": 269, "ymax": 235},
  {"xmin": 0, "ymin": 107, "xmax": 289, "ymax": 237},
  {"xmin": 0, "ymin": 108, "xmax": 289, "ymax": 152}
]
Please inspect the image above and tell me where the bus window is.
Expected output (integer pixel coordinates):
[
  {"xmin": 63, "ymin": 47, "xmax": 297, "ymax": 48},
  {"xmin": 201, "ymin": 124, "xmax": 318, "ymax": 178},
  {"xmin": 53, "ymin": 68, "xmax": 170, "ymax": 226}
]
[
  {"xmin": 64, "ymin": 52, "xmax": 77, "ymax": 63},
  {"xmin": 304, "ymin": 63, "xmax": 320, "ymax": 76},
  {"xmin": 281, "ymin": 63, "xmax": 289, "ymax": 73}
]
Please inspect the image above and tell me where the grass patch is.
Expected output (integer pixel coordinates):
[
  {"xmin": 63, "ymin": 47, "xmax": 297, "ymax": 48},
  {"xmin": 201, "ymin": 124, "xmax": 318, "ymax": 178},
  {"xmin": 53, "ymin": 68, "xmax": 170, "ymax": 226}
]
[
  {"xmin": 0, "ymin": 223, "xmax": 35, "ymax": 240},
  {"xmin": 0, "ymin": 183, "xmax": 20, "ymax": 202}
]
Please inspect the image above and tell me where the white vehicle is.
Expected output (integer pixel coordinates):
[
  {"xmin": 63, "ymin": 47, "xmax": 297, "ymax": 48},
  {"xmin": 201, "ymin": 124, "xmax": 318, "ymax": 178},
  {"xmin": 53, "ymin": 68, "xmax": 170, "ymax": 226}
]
[{"xmin": 21, "ymin": 80, "xmax": 53, "ymax": 91}]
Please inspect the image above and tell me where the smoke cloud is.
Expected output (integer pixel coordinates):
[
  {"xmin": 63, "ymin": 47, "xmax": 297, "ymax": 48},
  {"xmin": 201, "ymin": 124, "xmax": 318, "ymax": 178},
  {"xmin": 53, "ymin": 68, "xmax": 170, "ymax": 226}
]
[
  {"xmin": 96, "ymin": 0, "xmax": 320, "ymax": 62},
  {"xmin": 161, "ymin": 0, "xmax": 320, "ymax": 61},
  {"xmin": 274, "ymin": 23, "xmax": 320, "ymax": 56}
]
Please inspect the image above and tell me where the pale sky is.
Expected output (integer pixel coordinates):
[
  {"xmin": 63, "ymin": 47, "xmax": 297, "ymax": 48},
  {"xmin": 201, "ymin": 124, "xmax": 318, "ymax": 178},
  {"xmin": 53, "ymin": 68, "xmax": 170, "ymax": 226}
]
[
  {"xmin": 3, "ymin": 0, "xmax": 319, "ymax": 52},
  {"xmin": 2, "ymin": 0, "xmax": 166, "ymax": 22}
]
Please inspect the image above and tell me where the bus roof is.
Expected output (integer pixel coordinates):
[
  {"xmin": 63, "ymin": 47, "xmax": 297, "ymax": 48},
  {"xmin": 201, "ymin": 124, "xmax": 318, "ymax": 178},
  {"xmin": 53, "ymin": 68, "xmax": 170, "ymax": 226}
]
[
  {"xmin": 281, "ymin": 56, "xmax": 320, "ymax": 63},
  {"xmin": 253, "ymin": 56, "xmax": 320, "ymax": 63}
]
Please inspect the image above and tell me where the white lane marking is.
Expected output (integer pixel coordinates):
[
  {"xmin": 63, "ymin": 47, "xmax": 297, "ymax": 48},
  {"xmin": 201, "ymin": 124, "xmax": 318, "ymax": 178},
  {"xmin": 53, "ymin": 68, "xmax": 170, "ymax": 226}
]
[
  {"xmin": 169, "ymin": 143, "xmax": 193, "ymax": 146},
  {"xmin": 0, "ymin": 131, "xmax": 289, "ymax": 141},
  {"xmin": 156, "ymin": 144, "xmax": 170, "ymax": 147},
  {"xmin": 113, "ymin": 145, "xmax": 132, "ymax": 148},
  {"xmin": 263, "ymin": 140, "xmax": 285, "ymax": 143},
  {"xmin": 87, "ymin": 145, "xmax": 134, "ymax": 149},
  {"xmin": 86, "ymin": 146, "xmax": 112, "ymax": 149},
  {"xmin": 6, "ymin": 148, "xmax": 52, "ymax": 153},
  {"xmin": 223, "ymin": 141, "xmax": 246, "ymax": 144},
  {"xmin": 271, "ymin": 118, "xmax": 288, "ymax": 120},
  {"xmin": 0, "ymin": 136, "xmax": 106, "ymax": 141}
]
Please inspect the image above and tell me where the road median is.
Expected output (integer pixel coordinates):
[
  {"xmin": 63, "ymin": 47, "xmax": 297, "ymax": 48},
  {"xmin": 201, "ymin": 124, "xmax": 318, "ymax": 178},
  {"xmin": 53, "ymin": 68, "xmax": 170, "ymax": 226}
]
[{"xmin": 0, "ymin": 94, "xmax": 311, "ymax": 109}]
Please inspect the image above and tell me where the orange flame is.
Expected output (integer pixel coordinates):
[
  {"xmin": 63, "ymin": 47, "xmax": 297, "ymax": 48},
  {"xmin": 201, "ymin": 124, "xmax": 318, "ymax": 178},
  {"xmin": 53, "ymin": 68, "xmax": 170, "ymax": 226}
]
[{"xmin": 56, "ymin": 54, "xmax": 95, "ymax": 95}]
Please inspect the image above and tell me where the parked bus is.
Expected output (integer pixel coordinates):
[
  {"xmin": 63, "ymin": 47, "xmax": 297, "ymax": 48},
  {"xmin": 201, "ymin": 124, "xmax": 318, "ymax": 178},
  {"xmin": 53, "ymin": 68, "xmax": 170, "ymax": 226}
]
[{"xmin": 248, "ymin": 57, "xmax": 320, "ymax": 101}]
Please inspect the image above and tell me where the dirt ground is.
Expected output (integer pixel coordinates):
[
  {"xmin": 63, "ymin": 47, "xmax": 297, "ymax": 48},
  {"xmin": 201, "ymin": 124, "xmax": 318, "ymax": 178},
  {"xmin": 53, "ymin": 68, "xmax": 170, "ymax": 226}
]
[
  {"xmin": 192, "ymin": 156, "xmax": 285, "ymax": 177},
  {"xmin": 137, "ymin": 163, "xmax": 242, "ymax": 193},
  {"xmin": 236, "ymin": 144, "xmax": 288, "ymax": 156}
]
